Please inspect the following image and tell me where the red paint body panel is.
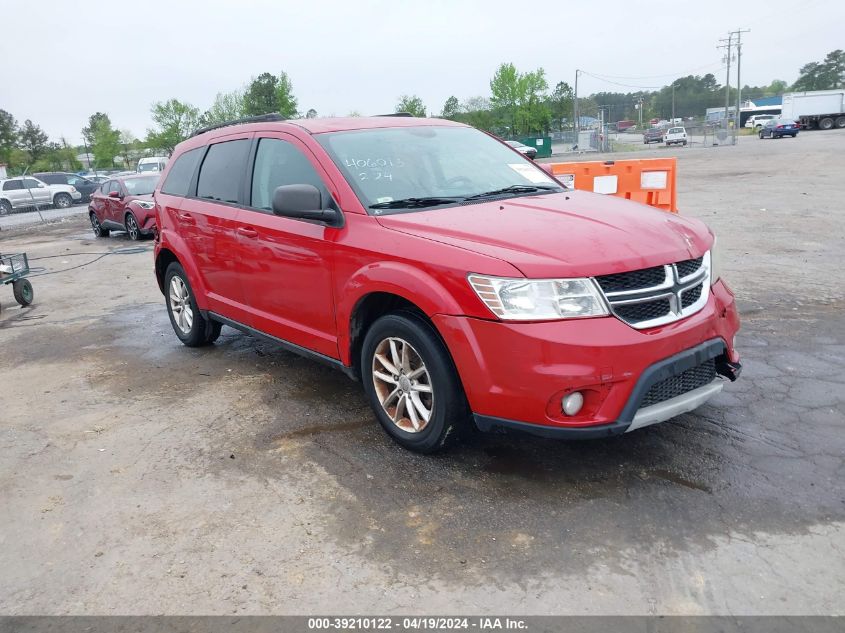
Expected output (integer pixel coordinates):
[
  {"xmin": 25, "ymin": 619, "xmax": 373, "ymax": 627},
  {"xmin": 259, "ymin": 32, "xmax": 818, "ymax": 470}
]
[{"xmin": 154, "ymin": 117, "xmax": 741, "ymax": 431}]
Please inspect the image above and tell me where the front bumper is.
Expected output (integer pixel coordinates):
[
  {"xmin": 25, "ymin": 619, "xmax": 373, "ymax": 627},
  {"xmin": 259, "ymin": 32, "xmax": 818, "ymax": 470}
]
[
  {"xmin": 433, "ymin": 279, "xmax": 741, "ymax": 438},
  {"xmin": 71, "ymin": 191, "xmax": 82, "ymax": 201}
]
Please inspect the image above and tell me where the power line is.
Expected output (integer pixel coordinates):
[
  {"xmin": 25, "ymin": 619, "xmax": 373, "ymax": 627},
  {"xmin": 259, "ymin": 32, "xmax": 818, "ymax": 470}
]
[
  {"xmin": 579, "ymin": 67, "xmax": 727, "ymax": 92},
  {"xmin": 582, "ymin": 61, "xmax": 726, "ymax": 81}
]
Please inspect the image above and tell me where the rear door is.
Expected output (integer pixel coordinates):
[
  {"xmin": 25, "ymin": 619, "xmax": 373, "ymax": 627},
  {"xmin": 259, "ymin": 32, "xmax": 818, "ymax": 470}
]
[
  {"xmin": 235, "ymin": 133, "xmax": 340, "ymax": 357},
  {"xmin": 184, "ymin": 134, "xmax": 253, "ymax": 322},
  {"xmin": 2, "ymin": 179, "xmax": 25, "ymax": 208}
]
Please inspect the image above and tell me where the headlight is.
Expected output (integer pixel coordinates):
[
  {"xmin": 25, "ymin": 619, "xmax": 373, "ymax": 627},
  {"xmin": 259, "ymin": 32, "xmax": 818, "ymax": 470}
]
[
  {"xmin": 134, "ymin": 200, "xmax": 155, "ymax": 210},
  {"xmin": 468, "ymin": 275, "xmax": 609, "ymax": 321},
  {"xmin": 709, "ymin": 237, "xmax": 722, "ymax": 284},
  {"xmin": 70, "ymin": 187, "xmax": 77, "ymax": 193}
]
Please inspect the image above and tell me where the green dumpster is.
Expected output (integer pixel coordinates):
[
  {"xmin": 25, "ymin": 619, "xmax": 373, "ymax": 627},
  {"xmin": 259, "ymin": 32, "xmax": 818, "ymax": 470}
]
[{"xmin": 518, "ymin": 135, "xmax": 553, "ymax": 158}]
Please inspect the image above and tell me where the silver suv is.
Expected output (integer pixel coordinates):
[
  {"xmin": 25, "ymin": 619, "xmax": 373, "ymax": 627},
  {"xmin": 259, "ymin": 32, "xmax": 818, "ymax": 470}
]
[{"xmin": 0, "ymin": 177, "xmax": 82, "ymax": 215}]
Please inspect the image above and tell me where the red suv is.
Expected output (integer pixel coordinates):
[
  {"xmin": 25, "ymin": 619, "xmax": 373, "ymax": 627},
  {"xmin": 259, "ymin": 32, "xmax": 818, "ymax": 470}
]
[{"xmin": 153, "ymin": 114, "xmax": 741, "ymax": 453}]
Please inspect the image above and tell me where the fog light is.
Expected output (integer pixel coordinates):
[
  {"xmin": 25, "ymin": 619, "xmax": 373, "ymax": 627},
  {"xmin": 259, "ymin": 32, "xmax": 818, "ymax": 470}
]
[{"xmin": 562, "ymin": 392, "xmax": 584, "ymax": 416}]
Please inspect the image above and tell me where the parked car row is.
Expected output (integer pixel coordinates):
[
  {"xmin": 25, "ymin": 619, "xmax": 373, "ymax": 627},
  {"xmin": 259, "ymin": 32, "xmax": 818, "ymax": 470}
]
[{"xmin": 643, "ymin": 126, "xmax": 687, "ymax": 146}]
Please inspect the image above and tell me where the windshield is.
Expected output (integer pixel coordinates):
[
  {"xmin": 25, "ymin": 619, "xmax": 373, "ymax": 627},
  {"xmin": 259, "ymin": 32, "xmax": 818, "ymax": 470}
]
[
  {"xmin": 123, "ymin": 176, "xmax": 158, "ymax": 195},
  {"xmin": 138, "ymin": 163, "xmax": 160, "ymax": 172},
  {"xmin": 316, "ymin": 126, "xmax": 560, "ymax": 212}
]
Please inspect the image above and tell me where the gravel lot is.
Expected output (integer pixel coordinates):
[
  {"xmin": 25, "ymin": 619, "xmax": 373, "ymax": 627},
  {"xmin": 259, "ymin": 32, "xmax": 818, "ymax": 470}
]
[{"xmin": 1, "ymin": 130, "xmax": 843, "ymax": 615}]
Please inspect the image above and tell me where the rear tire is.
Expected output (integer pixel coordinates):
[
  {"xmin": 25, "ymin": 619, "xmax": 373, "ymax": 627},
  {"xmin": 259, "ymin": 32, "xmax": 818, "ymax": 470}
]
[
  {"xmin": 53, "ymin": 193, "xmax": 72, "ymax": 209},
  {"xmin": 90, "ymin": 212, "xmax": 109, "ymax": 237},
  {"xmin": 835, "ymin": 116, "xmax": 845, "ymax": 129},
  {"xmin": 361, "ymin": 311, "xmax": 468, "ymax": 453},
  {"xmin": 0, "ymin": 199, "xmax": 11, "ymax": 215},
  {"xmin": 12, "ymin": 279, "xmax": 34, "ymax": 306},
  {"xmin": 164, "ymin": 262, "xmax": 219, "ymax": 347},
  {"xmin": 818, "ymin": 117, "xmax": 834, "ymax": 130}
]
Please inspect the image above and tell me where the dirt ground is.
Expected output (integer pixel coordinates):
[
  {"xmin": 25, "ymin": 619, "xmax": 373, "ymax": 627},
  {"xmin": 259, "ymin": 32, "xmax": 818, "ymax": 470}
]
[{"xmin": 1, "ymin": 130, "xmax": 843, "ymax": 615}]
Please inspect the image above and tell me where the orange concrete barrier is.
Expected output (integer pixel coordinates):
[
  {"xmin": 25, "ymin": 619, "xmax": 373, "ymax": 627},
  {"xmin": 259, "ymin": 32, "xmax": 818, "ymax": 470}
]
[{"xmin": 546, "ymin": 158, "xmax": 678, "ymax": 213}]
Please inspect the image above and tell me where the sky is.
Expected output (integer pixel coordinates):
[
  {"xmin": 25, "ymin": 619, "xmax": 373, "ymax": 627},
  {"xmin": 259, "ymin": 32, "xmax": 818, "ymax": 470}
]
[{"xmin": 1, "ymin": 0, "xmax": 843, "ymax": 145}]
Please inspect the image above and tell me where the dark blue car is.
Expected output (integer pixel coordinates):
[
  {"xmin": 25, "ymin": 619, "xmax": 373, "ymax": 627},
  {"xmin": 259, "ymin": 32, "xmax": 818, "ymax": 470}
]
[{"xmin": 758, "ymin": 118, "xmax": 800, "ymax": 139}]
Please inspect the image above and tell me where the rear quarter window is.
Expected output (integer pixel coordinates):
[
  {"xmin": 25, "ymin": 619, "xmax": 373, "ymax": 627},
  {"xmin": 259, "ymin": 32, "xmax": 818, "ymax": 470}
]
[{"xmin": 161, "ymin": 147, "xmax": 204, "ymax": 196}]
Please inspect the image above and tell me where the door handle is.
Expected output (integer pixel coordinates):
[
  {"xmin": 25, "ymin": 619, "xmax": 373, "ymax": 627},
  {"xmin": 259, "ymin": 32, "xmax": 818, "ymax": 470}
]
[
  {"xmin": 237, "ymin": 226, "xmax": 258, "ymax": 239},
  {"xmin": 177, "ymin": 212, "xmax": 195, "ymax": 225}
]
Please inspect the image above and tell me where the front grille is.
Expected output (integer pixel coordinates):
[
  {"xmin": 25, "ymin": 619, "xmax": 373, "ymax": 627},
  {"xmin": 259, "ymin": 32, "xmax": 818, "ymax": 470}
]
[
  {"xmin": 593, "ymin": 255, "xmax": 710, "ymax": 329},
  {"xmin": 681, "ymin": 283, "xmax": 703, "ymax": 308},
  {"xmin": 676, "ymin": 256, "xmax": 703, "ymax": 278},
  {"xmin": 595, "ymin": 265, "xmax": 666, "ymax": 293},
  {"xmin": 640, "ymin": 359, "xmax": 717, "ymax": 408},
  {"xmin": 615, "ymin": 299, "xmax": 672, "ymax": 324}
]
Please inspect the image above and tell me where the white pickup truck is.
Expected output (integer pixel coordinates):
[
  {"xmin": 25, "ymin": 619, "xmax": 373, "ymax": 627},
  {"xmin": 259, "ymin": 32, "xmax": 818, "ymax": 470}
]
[
  {"xmin": 0, "ymin": 176, "xmax": 82, "ymax": 215},
  {"xmin": 664, "ymin": 126, "xmax": 688, "ymax": 146}
]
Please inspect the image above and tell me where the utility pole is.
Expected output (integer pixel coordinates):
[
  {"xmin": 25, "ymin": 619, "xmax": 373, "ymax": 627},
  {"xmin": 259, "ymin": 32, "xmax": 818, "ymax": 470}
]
[
  {"xmin": 574, "ymin": 69, "xmax": 580, "ymax": 140},
  {"xmin": 733, "ymin": 28, "xmax": 751, "ymax": 131},
  {"xmin": 671, "ymin": 81, "xmax": 676, "ymax": 122},
  {"xmin": 718, "ymin": 32, "xmax": 734, "ymax": 127}
]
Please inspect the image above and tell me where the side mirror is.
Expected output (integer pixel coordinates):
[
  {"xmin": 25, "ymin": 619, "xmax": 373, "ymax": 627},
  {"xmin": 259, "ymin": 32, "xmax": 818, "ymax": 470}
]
[
  {"xmin": 108, "ymin": 190, "xmax": 121, "ymax": 199},
  {"xmin": 272, "ymin": 184, "xmax": 339, "ymax": 224}
]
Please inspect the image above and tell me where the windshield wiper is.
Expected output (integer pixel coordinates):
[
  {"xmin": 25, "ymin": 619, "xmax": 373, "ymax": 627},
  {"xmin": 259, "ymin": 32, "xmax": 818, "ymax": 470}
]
[
  {"xmin": 369, "ymin": 196, "xmax": 464, "ymax": 210},
  {"xmin": 462, "ymin": 184, "xmax": 560, "ymax": 201}
]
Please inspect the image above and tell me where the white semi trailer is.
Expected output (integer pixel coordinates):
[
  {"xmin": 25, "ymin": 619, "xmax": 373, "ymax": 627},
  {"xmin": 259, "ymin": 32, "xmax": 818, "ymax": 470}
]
[{"xmin": 781, "ymin": 90, "xmax": 845, "ymax": 130}]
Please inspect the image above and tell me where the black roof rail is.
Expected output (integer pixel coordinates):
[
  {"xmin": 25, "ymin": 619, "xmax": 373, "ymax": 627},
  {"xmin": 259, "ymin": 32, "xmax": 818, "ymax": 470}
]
[
  {"xmin": 375, "ymin": 112, "xmax": 414, "ymax": 117},
  {"xmin": 191, "ymin": 113, "xmax": 286, "ymax": 138}
]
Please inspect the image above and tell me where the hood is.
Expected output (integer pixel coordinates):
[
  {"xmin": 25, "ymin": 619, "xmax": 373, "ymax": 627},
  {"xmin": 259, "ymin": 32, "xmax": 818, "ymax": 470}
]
[{"xmin": 375, "ymin": 190, "xmax": 712, "ymax": 278}]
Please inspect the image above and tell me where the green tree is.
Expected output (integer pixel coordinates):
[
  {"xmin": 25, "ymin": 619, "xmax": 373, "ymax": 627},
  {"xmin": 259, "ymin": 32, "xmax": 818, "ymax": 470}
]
[
  {"xmin": 19, "ymin": 120, "xmax": 49, "ymax": 163},
  {"xmin": 201, "ymin": 90, "xmax": 246, "ymax": 126},
  {"xmin": 792, "ymin": 49, "xmax": 845, "ymax": 91},
  {"xmin": 82, "ymin": 113, "xmax": 111, "ymax": 148},
  {"xmin": 461, "ymin": 96, "xmax": 495, "ymax": 132},
  {"xmin": 305, "ymin": 108, "xmax": 318, "ymax": 119},
  {"xmin": 146, "ymin": 99, "xmax": 200, "ymax": 155},
  {"xmin": 548, "ymin": 81, "xmax": 574, "ymax": 130},
  {"xmin": 244, "ymin": 73, "xmax": 279, "ymax": 116},
  {"xmin": 91, "ymin": 117, "xmax": 121, "ymax": 168},
  {"xmin": 396, "ymin": 94, "xmax": 427, "ymax": 117},
  {"xmin": 490, "ymin": 63, "xmax": 551, "ymax": 135},
  {"xmin": 768, "ymin": 79, "xmax": 788, "ymax": 94},
  {"xmin": 0, "ymin": 109, "xmax": 19, "ymax": 166},
  {"xmin": 275, "ymin": 71, "xmax": 299, "ymax": 118},
  {"xmin": 441, "ymin": 95, "xmax": 460, "ymax": 119}
]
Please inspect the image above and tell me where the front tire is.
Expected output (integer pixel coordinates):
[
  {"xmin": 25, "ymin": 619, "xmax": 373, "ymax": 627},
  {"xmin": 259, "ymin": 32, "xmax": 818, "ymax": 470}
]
[
  {"xmin": 125, "ymin": 213, "xmax": 141, "ymax": 240},
  {"xmin": 164, "ymin": 262, "xmax": 220, "ymax": 347},
  {"xmin": 53, "ymin": 193, "xmax": 72, "ymax": 209},
  {"xmin": 361, "ymin": 312, "xmax": 468, "ymax": 453}
]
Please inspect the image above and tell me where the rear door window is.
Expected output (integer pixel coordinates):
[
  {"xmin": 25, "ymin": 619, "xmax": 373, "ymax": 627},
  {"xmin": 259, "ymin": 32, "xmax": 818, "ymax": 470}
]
[
  {"xmin": 196, "ymin": 140, "xmax": 250, "ymax": 204},
  {"xmin": 161, "ymin": 147, "xmax": 203, "ymax": 196},
  {"xmin": 3, "ymin": 180, "xmax": 23, "ymax": 191}
]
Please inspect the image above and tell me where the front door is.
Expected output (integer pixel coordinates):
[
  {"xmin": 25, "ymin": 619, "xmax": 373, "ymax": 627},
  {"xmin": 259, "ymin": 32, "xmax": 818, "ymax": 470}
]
[{"xmin": 236, "ymin": 134, "xmax": 340, "ymax": 359}]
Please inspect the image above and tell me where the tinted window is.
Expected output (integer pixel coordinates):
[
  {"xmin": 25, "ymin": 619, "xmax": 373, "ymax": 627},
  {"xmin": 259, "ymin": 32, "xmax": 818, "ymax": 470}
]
[
  {"xmin": 250, "ymin": 138, "xmax": 327, "ymax": 211},
  {"xmin": 196, "ymin": 140, "xmax": 249, "ymax": 204},
  {"xmin": 39, "ymin": 174, "xmax": 63, "ymax": 184},
  {"xmin": 161, "ymin": 147, "xmax": 203, "ymax": 196},
  {"xmin": 23, "ymin": 178, "xmax": 42, "ymax": 189},
  {"xmin": 3, "ymin": 180, "xmax": 23, "ymax": 191}
]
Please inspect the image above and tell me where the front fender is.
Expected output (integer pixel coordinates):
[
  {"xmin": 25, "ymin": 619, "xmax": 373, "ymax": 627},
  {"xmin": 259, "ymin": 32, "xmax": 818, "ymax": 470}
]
[{"xmin": 335, "ymin": 261, "xmax": 465, "ymax": 365}]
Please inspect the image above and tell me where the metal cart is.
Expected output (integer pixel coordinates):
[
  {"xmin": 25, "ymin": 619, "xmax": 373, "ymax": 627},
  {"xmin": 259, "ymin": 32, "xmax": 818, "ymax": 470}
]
[{"xmin": 0, "ymin": 252, "xmax": 34, "ymax": 313}]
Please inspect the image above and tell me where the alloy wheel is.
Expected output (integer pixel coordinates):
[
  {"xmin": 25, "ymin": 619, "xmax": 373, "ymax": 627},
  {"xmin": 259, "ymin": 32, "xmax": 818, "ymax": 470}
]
[
  {"xmin": 169, "ymin": 276, "xmax": 194, "ymax": 334},
  {"xmin": 90, "ymin": 214, "xmax": 101, "ymax": 236},
  {"xmin": 126, "ymin": 215, "xmax": 139, "ymax": 240},
  {"xmin": 371, "ymin": 337, "xmax": 434, "ymax": 433}
]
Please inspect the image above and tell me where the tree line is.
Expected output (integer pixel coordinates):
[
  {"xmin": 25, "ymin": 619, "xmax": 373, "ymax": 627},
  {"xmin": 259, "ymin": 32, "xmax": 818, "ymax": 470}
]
[{"xmin": 1, "ymin": 50, "xmax": 842, "ymax": 176}]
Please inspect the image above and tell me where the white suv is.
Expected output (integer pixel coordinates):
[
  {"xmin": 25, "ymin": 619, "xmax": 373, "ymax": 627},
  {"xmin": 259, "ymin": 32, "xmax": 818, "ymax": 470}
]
[
  {"xmin": 745, "ymin": 114, "xmax": 776, "ymax": 129},
  {"xmin": 0, "ymin": 177, "xmax": 82, "ymax": 215},
  {"xmin": 664, "ymin": 127, "xmax": 688, "ymax": 146}
]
